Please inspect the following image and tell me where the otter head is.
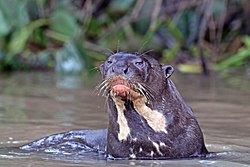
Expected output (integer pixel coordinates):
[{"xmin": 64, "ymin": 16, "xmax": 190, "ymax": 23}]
[{"xmin": 98, "ymin": 52, "xmax": 174, "ymax": 102}]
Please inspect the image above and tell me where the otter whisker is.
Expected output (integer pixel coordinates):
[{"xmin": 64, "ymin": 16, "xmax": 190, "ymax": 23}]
[
  {"xmin": 140, "ymin": 49, "xmax": 154, "ymax": 56},
  {"xmin": 95, "ymin": 79, "xmax": 111, "ymax": 97},
  {"xmin": 99, "ymin": 82, "xmax": 109, "ymax": 92},
  {"xmin": 137, "ymin": 83, "xmax": 148, "ymax": 93},
  {"xmin": 102, "ymin": 86, "xmax": 110, "ymax": 97},
  {"xmin": 99, "ymin": 86, "xmax": 107, "ymax": 96},
  {"xmin": 136, "ymin": 84, "xmax": 146, "ymax": 97},
  {"xmin": 139, "ymin": 83, "xmax": 155, "ymax": 95},
  {"xmin": 137, "ymin": 83, "xmax": 154, "ymax": 100},
  {"xmin": 116, "ymin": 40, "xmax": 120, "ymax": 53},
  {"xmin": 96, "ymin": 79, "xmax": 109, "ymax": 90},
  {"xmin": 139, "ymin": 84, "xmax": 153, "ymax": 96},
  {"xmin": 132, "ymin": 82, "xmax": 152, "ymax": 103},
  {"xmin": 96, "ymin": 84, "xmax": 106, "ymax": 95},
  {"xmin": 106, "ymin": 48, "xmax": 114, "ymax": 55},
  {"xmin": 137, "ymin": 88, "xmax": 147, "ymax": 100}
]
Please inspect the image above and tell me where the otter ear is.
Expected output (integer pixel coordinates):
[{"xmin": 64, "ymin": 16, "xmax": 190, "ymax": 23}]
[{"xmin": 162, "ymin": 65, "xmax": 174, "ymax": 79}]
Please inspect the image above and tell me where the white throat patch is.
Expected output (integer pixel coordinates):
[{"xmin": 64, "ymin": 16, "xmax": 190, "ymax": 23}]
[
  {"xmin": 133, "ymin": 96, "xmax": 167, "ymax": 133},
  {"xmin": 111, "ymin": 90, "xmax": 167, "ymax": 142},
  {"xmin": 112, "ymin": 98, "xmax": 131, "ymax": 141}
]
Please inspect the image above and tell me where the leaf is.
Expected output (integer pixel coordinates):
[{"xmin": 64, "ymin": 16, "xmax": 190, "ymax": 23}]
[
  {"xmin": 110, "ymin": 0, "xmax": 134, "ymax": 11},
  {"xmin": 162, "ymin": 46, "xmax": 180, "ymax": 63},
  {"xmin": 216, "ymin": 36, "xmax": 250, "ymax": 71},
  {"xmin": 0, "ymin": 0, "xmax": 30, "ymax": 28},
  {"xmin": 0, "ymin": 9, "xmax": 10, "ymax": 36},
  {"xmin": 73, "ymin": 40, "xmax": 95, "ymax": 71},
  {"xmin": 243, "ymin": 36, "xmax": 250, "ymax": 48},
  {"xmin": 216, "ymin": 49, "xmax": 250, "ymax": 71},
  {"xmin": 87, "ymin": 18, "xmax": 103, "ymax": 38},
  {"xmin": 8, "ymin": 27, "xmax": 30, "ymax": 56},
  {"xmin": 142, "ymin": 19, "xmax": 163, "ymax": 48},
  {"xmin": 7, "ymin": 19, "xmax": 47, "ymax": 56},
  {"xmin": 15, "ymin": 0, "xmax": 30, "ymax": 27},
  {"xmin": 50, "ymin": 10, "xmax": 80, "ymax": 40},
  {"xmin": 165, "ymin": 17, "xmax": 183, "ymax": 42}
]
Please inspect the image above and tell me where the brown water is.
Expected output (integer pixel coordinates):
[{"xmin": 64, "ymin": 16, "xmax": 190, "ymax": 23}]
[{"xmin": 0, "ymin": 71, "xmax": 250, "ymax": 167}]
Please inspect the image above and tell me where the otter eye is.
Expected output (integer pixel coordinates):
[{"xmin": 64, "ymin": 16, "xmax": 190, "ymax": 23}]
[
  {"xmin": 135, "ymin": 61, "xmax": 144, "ymax": 67},
  {"xmin": 107, "ymin": 60, "xmax": 112, "ymax": 64}
]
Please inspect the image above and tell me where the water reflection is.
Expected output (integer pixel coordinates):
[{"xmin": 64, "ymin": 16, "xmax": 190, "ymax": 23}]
[
  {"xmin": 56, "ymin": 74, "xmax": 84, "ymax": 89},
  {"xmin": 0, "ymin": 72, "xmax": 250, "ymax": 166}
]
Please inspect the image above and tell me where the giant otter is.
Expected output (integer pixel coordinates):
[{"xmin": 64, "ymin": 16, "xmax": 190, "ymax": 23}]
[{"xmin": 20, "ymin": 52, "xmax": 208, "ymax": 159}]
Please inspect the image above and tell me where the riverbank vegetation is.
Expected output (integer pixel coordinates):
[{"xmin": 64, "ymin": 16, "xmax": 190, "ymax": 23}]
[{"xmin": 0, "ymin": 0, "xmax": 249, "ymax": 74}]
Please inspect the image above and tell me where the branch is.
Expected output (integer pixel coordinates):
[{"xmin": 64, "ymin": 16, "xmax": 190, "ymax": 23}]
[{"xmin": 198, "ymin": 0, "xmax": 212, "ymax": 75}]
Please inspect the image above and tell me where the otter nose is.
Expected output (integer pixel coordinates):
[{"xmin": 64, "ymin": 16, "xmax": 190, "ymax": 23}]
[{"xmin": 111, "ymin": 62, "xmax": 129, "ymax": 75}]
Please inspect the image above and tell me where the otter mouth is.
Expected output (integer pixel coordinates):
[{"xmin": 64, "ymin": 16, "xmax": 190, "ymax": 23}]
[
  {"xmin": 97, "ymin": 76, "xmax": 150, "ymax": 101},
  {"xmin": 109, "ymin": 76, "xmax": 133, "ymax": 100}
]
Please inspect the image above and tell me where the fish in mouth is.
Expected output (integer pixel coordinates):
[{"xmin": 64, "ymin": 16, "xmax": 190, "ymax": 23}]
[{"xmin": 109, "ymin": 76, "xmax": 132, "ymax": 99}]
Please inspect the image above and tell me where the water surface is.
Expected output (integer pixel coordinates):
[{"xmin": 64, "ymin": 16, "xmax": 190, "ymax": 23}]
[{"xmin": 0, "ymin": 71, "xmax": 250, "ymax": 166}]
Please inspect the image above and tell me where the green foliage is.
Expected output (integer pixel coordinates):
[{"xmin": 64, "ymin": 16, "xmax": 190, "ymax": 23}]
[
  {"xmin": 0, "ymin": 0, "xmax": 249, "ymax": 73},
  {"xmin": 8, "ymin": 19, "xmax": 47, "ymax": 56},
  {"xmin": 50, "ymin": 10, "xmax": 80, "ymax": 40},
  {"xmin": 162, "ymin": 45, "xmax": 180, "ymax": 63},
  {"xmin": 216, "ymin": 36, "xmax": 250, "ymax": 71},
  {"xmin": 110, "ymin": 0, "xmax": 134, "ymax": 11},
  {"xmin": 0, "ymin": 0, "xmax": 86, "ymax": 72}
]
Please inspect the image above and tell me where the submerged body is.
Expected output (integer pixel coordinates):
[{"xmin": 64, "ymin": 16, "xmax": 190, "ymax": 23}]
[{"xmin": 20, "ymin": 52, "xmax": 208, "ymax": 159}]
